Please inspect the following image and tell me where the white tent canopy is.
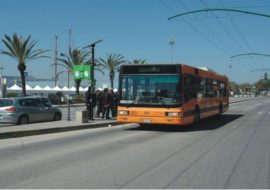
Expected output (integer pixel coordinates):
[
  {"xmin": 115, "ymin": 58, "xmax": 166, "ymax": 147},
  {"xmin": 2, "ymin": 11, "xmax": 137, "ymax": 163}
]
[
  {"xmin": 53, "ymin": 86, "xmax": 62, "ymax": 91},
  {"xmin": 33, "ymin": 85, "xmax": 43, "ymax": 91},
  {"xmin": 25, "ymin": 84, "xmax": 33, "ymax": 91},
  {"xmin": 7, "ymin": 84, "xmax": 91, "ymax": 93},
  {"xmin": 43, "ymin": 85, "xmax": 53, "ymax": 91},
  {"xmin": 62, "ymin": 86, "xmax": 69, "ymax": 91},
  {"xmin": 8, "ymin": 84, "xmax": 22, "ymax": 91},
  {"xmin": 69, "ymin": 86, "xmax": 76, "ymax": 92}
]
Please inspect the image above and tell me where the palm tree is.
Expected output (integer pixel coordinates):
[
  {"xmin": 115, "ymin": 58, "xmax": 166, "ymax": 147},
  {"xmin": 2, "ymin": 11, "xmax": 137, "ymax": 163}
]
[
  {"xmin": 98, "ymin": 53, "xmax": 126, "ymax": 88},
  {"xmin": 58, "ymin": 48, "xmax": 90, "ymax": 95},
  {"xmin": 0, "ymin": 33, "xmax": 49, "ymax": 96},
  {"xmin": 130, "ymin": 59, "xmax": 147, "ymax": 64}
]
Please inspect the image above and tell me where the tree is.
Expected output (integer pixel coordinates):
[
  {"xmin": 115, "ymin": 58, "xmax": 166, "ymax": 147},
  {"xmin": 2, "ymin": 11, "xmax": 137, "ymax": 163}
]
[
  {"xmin": 0, "ymin": 33, "xmax": 49, "ymax": 96},
  {"xmin": 98, "ymin": 53, "xmax": 126, "ymax": 88},
  {"xmin": 130, "ymin": 59, "xmax": 147, "ymax": 64},
  {"xmin": 57, "ymin": 48, "xmax": 90, "ymax": 95},
  {"xmin": 229, "ymin": 81, "xmax": 240, "ymax": 94},
  {"xmin": 239, "ymin": 82, "xmax": 252, "ymax": 94},
  {"xmin": 254, "ymin": 78, "xmax": 270, "ymax": 92}
]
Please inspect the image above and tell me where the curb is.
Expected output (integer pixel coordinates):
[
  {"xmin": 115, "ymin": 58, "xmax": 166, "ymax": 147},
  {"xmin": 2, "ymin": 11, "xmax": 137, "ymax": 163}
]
[{"xmin": 0, "ymin": 121, "xmax": 118, "ymax": 139}]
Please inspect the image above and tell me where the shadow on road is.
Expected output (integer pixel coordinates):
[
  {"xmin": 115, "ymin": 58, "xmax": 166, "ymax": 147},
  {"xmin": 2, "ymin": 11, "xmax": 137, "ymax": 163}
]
[{"xmin": 126, "ymin": 114, "xmax": 243, "ymax": 133}]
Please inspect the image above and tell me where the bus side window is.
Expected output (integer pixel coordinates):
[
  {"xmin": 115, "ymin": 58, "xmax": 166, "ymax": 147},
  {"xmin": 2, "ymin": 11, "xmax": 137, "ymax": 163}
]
[
  {"xmin": 184, "ymin": 75, "xmax": 197, "ymax": 102},
  {"xmin": 219, "ymin": 82, "xmax": 225, "ymax": 97},
  {"xmin": 197, "ymin": 78, "xmax": 205, "ymax": 98}
]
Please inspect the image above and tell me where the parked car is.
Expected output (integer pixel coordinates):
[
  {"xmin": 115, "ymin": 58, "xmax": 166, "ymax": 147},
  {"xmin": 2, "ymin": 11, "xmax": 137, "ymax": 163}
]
[{"xmin": 0, "ymin": 96, "xmax": 62, "ymax": 125}]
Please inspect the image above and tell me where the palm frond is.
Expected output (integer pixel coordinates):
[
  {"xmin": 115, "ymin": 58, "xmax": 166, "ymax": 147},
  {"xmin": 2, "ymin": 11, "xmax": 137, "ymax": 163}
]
[{"xmin": 0, "ymin": 33, "xmax": 50, "ymax": 96}]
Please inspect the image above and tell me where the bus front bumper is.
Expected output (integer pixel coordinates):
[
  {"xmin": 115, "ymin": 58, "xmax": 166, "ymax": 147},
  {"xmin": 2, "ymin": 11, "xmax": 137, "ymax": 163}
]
[{"xmin": 117, "ymin": 116, "xmax": 188, "ymax": 126}]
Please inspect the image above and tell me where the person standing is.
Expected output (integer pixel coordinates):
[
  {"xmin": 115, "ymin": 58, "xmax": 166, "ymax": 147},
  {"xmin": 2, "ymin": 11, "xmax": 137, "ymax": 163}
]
[
  {"xmin": 109, "ymin": 88, "xmax": 118, "ymax": 118},
  {"xmin": 96, "ymin": 89, "xmax": 103, "ymax": 118},
  {"xmin": 85, "ymin": 87, "xmax": 96, "ymax": 120},
  {"xmin": 102, "ymin": 88, "xmax": 113, "ymax": 119}
]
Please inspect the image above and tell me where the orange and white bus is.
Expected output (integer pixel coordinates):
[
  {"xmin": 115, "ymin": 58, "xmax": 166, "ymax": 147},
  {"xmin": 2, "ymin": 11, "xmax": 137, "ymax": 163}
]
[{"xmin": 117, "ymin": 64, "xmax": 229, "ymax": 126}]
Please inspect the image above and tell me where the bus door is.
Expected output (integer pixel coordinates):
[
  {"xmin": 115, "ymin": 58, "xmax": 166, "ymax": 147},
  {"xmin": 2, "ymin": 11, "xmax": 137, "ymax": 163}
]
[{"xmin": 197, "ymin": 77, "xmax": 207, "ymax": 110}]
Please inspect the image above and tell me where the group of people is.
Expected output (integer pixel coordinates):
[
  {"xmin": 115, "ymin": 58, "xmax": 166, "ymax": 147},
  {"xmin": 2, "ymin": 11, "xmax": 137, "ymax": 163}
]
[{"xmin": 85, "ymin": 87, "xmax": 119, "ymax": 120}]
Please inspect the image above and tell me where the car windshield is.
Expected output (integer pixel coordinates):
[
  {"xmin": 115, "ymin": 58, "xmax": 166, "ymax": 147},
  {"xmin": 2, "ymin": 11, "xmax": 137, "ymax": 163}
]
[
  {"xmin": 0, "ymin": 99, "xmax": 14, "ymax": 107},
  {"xmin": 120, "ymin": 74, "xmax": 181, "ymax": 106}
]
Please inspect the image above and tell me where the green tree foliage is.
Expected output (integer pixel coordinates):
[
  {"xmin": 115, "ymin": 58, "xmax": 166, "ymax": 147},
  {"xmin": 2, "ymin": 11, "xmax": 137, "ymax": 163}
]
[
  {"xmin": 229, "ymin": 81, "xmax": 239, "ymax": 91},
  {"xmin": 98, "ymin": 53, "xmax": 126, "ymax": 88},
  {"xmin": 254, "ymin": 78, "xmax": 270, "ymax": 91},
  {"xmin": 0, "ymin": 33, "xmax": 49, "ymax": 96}
]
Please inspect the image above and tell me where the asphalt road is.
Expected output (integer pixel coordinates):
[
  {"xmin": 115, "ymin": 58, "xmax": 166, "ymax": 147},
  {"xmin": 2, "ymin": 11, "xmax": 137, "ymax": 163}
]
[{"xmin": 0, "ymin": 97, "xmax": 269, "ymax": 188}]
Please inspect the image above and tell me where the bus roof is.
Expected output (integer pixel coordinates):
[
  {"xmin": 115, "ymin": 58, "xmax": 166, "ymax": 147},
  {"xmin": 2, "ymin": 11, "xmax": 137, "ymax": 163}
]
[{"xmin": 120, "ymin": 63, "xmax": 228, "ymax": 80}]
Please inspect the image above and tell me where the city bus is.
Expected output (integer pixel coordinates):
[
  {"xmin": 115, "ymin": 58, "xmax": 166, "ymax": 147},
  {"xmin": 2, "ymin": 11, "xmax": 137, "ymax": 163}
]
[{"xmin": 117, "ymin": 64, "xmax": 229, "ymax": 126}]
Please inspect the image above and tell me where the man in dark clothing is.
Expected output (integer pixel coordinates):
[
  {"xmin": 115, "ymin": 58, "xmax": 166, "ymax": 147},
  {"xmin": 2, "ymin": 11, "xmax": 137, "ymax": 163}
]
[
  {"xmin": 109, "ymin": 88, "xmax": 118, "ymax": 118},
  {"xmin": 85, "ymin": 87, "xmax": 96, "ymax": 120},
  {"xmin": 102, "ymin": 88, "xmax": 113, "ymax": 119},
  {"xmin": 96, "ymin": 89, "xmax": 103, "ymax": 117}
]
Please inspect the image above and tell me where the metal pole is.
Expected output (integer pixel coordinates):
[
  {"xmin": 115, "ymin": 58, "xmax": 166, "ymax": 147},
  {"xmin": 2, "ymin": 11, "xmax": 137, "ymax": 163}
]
[
  {"xmin": 169, "ymin": 37, "xmax": 175, "ymax": 64},
  {"xmin": 88, "ymin": 44, "xmax": 95, "ymax": 120},
  {"xmin": 67, "ymin": 99, "xmax": 71, "ymax": 121},
  {"xmin": 83, "ymin": 39, "xmax": 102, "ymax": 121},
  {"xmin": 229, "ymin": 64, "xmax": 232, "ymax": 80},
  {"xmin": 54, "ymin": 34, "xmax": 58, "ymax": 87},
  {"xmin": 68, "ymin": 28, "xmax": 71, "ymax": 88}
]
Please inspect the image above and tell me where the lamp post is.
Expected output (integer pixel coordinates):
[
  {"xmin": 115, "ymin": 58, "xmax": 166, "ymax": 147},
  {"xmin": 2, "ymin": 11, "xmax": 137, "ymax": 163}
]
[
  {"xmin": 83, "ymin": 39, "xmax": 103, "ymax": 120},
  {"xmin": 169, "ymin": 36, "xmax": 175, "ymax": 64},
  {"xmin": 54, "ymin": 34, "xmax": 58, "ymax": 87},
  {"xmin": 229, "ymin": 64, "xmax": 232, "ymax": 80}
]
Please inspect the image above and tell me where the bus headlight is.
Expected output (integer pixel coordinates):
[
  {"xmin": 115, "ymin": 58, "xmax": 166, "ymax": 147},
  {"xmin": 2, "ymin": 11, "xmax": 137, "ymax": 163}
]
[
  {"xmin": 118, "ymin": 110, "xmax": 129, "ymax": 116},
  {"xmin": 165, "ymin": 112, "xmax": 183, "ymax": 117}
]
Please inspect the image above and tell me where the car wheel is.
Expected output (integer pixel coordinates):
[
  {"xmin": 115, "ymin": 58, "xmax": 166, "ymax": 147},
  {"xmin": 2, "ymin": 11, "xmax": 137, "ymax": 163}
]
[
  {"xmin": 17, "ymin": 115, "xmax": 29, "ymax": 125},
  {"xmin": 54, "ymin": 113, "xmax": 61, "ymax": 121}
]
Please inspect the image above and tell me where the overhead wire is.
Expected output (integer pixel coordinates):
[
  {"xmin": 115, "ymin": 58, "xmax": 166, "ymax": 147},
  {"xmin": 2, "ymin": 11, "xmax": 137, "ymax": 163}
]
[
  {"xmin": 201, "ymin": 0, "xmax": 245, "ymax": 53},
  {"xmin": 201, "ymin": 0, "xmax": 256, "ymax": 72},
  {"xmin": 176, "ymin": 0, "xmax": 237, "ymax": 56},
  {"xmin": 158, "ymin": 0, "xmax": 232, "ymax": 56},
  {"xmin": 219, "ymin": 0, "xmax": 263, "ymax": 70},
  {"xmin": 159, "ymin": 0, "xmax": 268, "ymax": 77}
]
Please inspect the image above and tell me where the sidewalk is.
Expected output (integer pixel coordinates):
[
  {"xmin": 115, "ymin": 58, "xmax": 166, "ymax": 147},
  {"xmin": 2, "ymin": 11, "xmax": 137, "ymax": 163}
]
[{"xmin": 0, "ymin": 118, "xmax": 118, "ymax": 139}]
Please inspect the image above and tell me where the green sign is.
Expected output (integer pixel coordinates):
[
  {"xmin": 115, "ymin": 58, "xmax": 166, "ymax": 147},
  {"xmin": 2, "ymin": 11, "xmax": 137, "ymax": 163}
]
[{"xmin": 72, "ymin": 65, "xmax": 91, "ymax": 80}]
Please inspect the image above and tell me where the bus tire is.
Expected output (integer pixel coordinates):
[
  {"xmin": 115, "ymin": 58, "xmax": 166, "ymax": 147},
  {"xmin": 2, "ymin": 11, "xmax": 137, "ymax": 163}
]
[{"xmin": 193, "ymin": 107, "xmax": 200, "ymax": 127}]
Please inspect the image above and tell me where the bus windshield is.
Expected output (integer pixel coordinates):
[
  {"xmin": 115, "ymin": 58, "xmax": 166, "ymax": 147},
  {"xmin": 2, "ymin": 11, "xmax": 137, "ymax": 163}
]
[{"xmin": 120, "ymin": 74, "xmax": 181, "ymax": 106}]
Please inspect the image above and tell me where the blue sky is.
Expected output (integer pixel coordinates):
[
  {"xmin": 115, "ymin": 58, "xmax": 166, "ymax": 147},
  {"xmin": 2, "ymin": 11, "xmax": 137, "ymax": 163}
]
[{"xmin": 0, "ymin": 0, "xmax": 270, "ymax": 87}]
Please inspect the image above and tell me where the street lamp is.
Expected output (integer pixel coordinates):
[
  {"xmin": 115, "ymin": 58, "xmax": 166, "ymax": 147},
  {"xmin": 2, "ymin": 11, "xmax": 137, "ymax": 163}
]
[
  {"xmin": 229, "ymin": 64, "xmax": 232, "ymax": 80},
  {"xmin": 169, "ymin": 36, "xmax": 175, "ymax": 64},
  {"xmin": 82, "ymin": 39, "xmax": 103, "ymax": 120}
]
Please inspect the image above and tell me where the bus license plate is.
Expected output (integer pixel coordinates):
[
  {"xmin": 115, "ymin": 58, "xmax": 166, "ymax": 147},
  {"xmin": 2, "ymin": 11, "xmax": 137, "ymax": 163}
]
[{"xmin": 142, "ymin": 119, "xmax": 152, "ymax": 123}]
